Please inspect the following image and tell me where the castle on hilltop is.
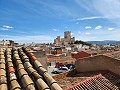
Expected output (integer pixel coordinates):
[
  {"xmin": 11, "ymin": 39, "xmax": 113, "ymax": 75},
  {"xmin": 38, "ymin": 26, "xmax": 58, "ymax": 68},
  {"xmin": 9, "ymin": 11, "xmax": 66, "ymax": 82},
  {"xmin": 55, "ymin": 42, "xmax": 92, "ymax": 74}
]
[{"xmin": 54, "ymin": 31, "xmax": 75, "ymax": 45}]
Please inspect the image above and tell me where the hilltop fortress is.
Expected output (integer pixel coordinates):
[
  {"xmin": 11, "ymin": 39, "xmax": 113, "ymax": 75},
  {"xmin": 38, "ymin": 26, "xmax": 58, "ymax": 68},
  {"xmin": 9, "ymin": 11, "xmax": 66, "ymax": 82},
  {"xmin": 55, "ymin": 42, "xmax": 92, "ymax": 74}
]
[{"xmin": 54, "ymin": 31, "xmax": 75, "ymax": 45}]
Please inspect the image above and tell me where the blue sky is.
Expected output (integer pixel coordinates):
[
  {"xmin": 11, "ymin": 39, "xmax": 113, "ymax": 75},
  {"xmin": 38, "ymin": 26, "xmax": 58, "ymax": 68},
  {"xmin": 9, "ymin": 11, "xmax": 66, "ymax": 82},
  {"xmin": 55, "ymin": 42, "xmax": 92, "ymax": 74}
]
[{"xmin": 0, "ymin": 0, "xmax": 120, "ymax": 43}]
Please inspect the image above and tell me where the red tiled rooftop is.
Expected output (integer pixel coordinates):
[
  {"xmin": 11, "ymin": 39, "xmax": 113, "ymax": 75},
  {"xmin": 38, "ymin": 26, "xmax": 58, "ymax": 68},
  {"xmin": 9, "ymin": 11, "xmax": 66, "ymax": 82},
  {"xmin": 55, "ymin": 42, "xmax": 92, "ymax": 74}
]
[
  {"xmin": 54, "ymin": 70, "xmax": 120, "ymax": 90},
  {"xmin": 65, "ymin": 74, "xmax": 119, "ymax": 90},
  {"xmin": 0, "ymin": 47, "xmax": 63, "ymax": 90}
]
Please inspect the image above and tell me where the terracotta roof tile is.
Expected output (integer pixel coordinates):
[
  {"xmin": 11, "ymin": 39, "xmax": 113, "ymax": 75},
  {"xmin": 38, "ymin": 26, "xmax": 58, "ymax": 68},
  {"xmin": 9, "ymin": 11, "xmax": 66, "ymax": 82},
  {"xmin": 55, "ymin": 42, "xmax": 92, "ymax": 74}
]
[
  {"xmin": 0, "ymin": 47, "xmax": 63, "ymax": 90},
  {"xmin": 65, "ymin": 74, "xmax": 119, "ymax": 90}
]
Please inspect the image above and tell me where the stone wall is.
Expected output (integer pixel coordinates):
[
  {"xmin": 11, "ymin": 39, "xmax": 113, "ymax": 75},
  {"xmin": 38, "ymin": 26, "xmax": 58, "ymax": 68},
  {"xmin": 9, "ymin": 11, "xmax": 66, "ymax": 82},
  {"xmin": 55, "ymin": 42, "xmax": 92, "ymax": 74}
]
[
  {"xmin": 53, "ymin": 69, "xmax": 76, "ymax": 80},
  {"xmin": 33, "ymin": 50, "xmax": 47, "ymax": 69},
  {"xmin": 75, "ymin": 55, "xmax": 120, "ymax": 76}
]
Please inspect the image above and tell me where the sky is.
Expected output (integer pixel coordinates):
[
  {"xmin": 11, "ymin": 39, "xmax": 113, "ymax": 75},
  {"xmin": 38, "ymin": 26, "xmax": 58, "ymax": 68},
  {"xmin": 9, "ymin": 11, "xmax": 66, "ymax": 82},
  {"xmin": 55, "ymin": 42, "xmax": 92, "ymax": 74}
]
[{"xmin": 0, "ymin": 0, "xmax": 120, "ymax": 43}]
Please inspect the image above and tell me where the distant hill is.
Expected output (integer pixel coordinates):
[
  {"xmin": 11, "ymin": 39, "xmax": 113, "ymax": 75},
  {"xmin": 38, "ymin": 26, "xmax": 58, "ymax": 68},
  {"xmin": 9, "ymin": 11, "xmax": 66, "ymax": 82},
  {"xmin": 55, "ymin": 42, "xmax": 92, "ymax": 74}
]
[{"xmin": 87, "ymin": 40, "xmax": 120, "ymax": 45}]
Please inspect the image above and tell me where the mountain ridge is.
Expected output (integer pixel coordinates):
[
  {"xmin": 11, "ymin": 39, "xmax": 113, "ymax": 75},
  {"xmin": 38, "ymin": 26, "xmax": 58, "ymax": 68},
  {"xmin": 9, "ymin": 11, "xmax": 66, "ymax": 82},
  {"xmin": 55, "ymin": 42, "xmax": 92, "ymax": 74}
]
[{"xmin": 87, "ymin": 40, "xmax": 120, "ymax": 45}]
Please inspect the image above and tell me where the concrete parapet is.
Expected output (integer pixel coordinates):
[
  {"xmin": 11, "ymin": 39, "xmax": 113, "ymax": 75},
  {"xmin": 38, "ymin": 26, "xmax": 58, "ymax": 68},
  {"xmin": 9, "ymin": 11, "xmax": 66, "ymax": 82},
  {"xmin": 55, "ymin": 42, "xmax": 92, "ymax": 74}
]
[
  {"xmin": 53, "ymin": 69, "xmax": 76, "ymax": 80},
  {"xmin": 75, "ymin": 55, "xmax": 120, "ymax": 76}
]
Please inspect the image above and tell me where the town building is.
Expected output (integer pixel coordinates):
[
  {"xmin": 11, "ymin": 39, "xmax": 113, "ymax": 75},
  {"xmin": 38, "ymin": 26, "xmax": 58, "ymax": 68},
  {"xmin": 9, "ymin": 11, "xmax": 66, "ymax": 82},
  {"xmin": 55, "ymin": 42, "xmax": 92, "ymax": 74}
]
[
  {"xmin": 51, "ymin": 47, "xmax": 62, "ymax": 55},
  {"xmin": 53, "ymin": 52, "xmax": 120, "ymax": 90},
  {"xmin": 54, "ymin": 31, "xmax": 75, "ymax": 45},
  {"xmin": 71, "ymin": 51, "xmax": 91, "ymax": 59},
  {"xmin": 0, "ymin": 40, "xmax": 18, "ymax": 46}
]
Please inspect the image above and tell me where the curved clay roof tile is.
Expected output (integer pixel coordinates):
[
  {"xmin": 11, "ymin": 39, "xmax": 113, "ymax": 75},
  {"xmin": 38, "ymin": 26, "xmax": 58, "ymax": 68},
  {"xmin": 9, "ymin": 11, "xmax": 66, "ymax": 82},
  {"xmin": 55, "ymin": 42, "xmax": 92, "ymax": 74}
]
[{"xmin": 7, "ymin": 67, "xmax": 15, "ymax": 74}]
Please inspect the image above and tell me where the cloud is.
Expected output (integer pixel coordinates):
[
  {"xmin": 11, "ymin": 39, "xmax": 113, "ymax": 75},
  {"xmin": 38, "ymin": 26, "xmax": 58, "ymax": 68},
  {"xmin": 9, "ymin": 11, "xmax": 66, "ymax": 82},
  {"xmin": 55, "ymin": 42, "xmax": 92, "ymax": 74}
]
[
  {"xmin": 0, "ymin": 35, "xmax": 54, "ymax": 43},
  {"xmin": 95, "ymin": 25, "xmax": 102, "ymax": 30},
  {"xmin": 85, "ymin": 32, "xmax": 91, "ymax": 35},
  {"xmin": 0, "ymin": 25, "xmax": 13, "ymax": 31},
  {"xmin": 93, "ymin": 0, "xmax": 120, "ymax": 19},
  {"xmin": 77, "ymin": 16, "xmax": 103, "ymax": 21},
  {"xmin": 108, "ymin": 28, "xmax": 114, "ymax": 30},
  {"xmin": 75, "ymin": 0, "xmax": 120, "ymax": 25},
  {"xmin": 3, "ymin": 25, "xmax": 13, "ymax": 29},
  {"xmin": 76, "ymin": 28, "xmax": 120, "ymax": 41},
  {"xmin": 85, "ymin": 26, "xmax": 91, "ymax": 29},
  {"xmin": 52, "ymin": 29, "xmax": 58, "ymax": 31},
  {"xmin": 0, "ymin": 28, "xmax": 9, "ymax": 30},
  {"xmin": 78, "ymin": 31, "xmax": 81, "ymax": 34}
]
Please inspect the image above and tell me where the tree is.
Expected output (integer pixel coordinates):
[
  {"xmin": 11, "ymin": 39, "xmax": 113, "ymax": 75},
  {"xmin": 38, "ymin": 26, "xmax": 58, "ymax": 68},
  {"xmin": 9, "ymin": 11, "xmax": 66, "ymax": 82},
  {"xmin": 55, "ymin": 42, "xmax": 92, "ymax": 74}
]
[{"xmin": 74, "ymin": 40, "xmax": 91, "ymax": 46}]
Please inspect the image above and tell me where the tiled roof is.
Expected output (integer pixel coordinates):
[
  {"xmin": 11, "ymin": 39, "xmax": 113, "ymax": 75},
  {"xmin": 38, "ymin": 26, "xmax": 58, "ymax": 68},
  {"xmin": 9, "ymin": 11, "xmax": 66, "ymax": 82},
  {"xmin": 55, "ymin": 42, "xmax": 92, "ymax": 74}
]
[
  {"xmin": 65, "ymin": 74, "xmax": 119, "ymax": 90},
  {"xmin": 0, "ymin": 47, "xmax": 63, "ymax": 90}
]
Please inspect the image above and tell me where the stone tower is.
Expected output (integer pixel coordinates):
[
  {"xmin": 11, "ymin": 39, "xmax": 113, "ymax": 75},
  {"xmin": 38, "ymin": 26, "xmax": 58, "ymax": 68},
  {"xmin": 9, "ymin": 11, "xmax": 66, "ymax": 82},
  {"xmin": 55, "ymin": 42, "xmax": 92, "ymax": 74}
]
[{"xmin": 64, "ymin": 31, "xmax": 71, "ymax": 40}]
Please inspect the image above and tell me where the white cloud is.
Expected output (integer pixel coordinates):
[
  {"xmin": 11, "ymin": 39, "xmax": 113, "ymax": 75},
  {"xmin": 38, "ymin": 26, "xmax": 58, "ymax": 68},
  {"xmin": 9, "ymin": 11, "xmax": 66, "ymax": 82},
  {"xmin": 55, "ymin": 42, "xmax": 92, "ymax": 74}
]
[
  {"xmin": 85, "ymin": 32, "xmax": 91, "ymax": 35},
  {"xmin": 3, "ymin": 25, "xmax": 13, "ymax": 29},
  {"xmin": 77, "ymin": 16, "xmax": 103, "ymax": 21},
  {"xmin": 75, "ymin": 28, "xmax": 120, "ymax": 41},
  {"xmin": 95, "ymin": 25, "xmax": 102, "ymax": 30},
  {"xmin": 108, "ymin": 28, "xmax": 114, "ymax": 30},
  {"xmin": 0, "ymin": 25, "xmax": 13, "ymax": 31},
  {"xmin": 85, "ymin": 26, "xmax": 91, "ymax": 29},
  {"xmin": 52, "ymin": 29, "xmax": 58, "ymax": 31},
  {"xmin": 0, "ymin": 35, "xmax": 54, "ymax": 43},
  {"xmin": 75, "ymin": 0, "xmax": 120, "ymax": 25},
  {"xmin": 93, "ymin": 0, "xmax": 120, "ymax": 24},
  {"xmin": 78, "ymin": 31, "xmax": 81, "ymax": 34},
  {"xmin": 0, "ymin": 28, "xmax": 9, "ymax": 30}
]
